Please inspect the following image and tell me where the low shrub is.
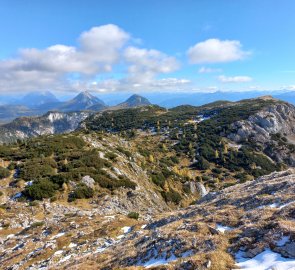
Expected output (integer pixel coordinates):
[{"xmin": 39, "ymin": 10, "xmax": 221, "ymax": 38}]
[
  {"xmin": 0, "ymin": 167, "xmax": 10, "ymax": 179},
  {"xmin": 127, "ymin": 212, "xmax": 139, "ymax": 220},
  {"xmin": 23, "ymin": 179, "xmax": 58, "ymax": 200},
  {"xmin": 69, "ymin": 184, "xmax": 94, "ymax": 201}
]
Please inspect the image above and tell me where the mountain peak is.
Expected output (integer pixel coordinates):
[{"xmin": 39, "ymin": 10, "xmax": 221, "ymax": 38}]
[
  {"xmin": 60, "ymin": 91, "xmax": 106, "ymax": 111},
  {"xmin": 118, "ymin": 94, "xmax": 151, "ymax": 108},
  {"xmin": 74, "ymin": 91, "xmax": 95, "ymax": 100}
]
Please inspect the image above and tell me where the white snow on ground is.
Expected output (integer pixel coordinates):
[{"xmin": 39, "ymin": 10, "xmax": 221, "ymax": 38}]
[
  {"xmin": 68, "ymin": 243, "xmax": 77, "ymax": 248},
  {"xmin": 276, "ymin": 236, "xmax": 290, "ymax": 247},
  {"xmin": 54, "ymin": 250, "xmax": 63, "ymax": 256},
  {"xmin": 104, "ymin": 215, "xmax": 115, "ymax": 219},
  {"xmin": 143, "ymin": 254, "xmax": 177, "ymax": 268},
  {"xmin": 258, "ymin": 203, "xmax": 278, "ymax": 209},
  {"xmin": 141, "ymin": 224, "xmax": 147, "ymax": 229},
  {"xmin": 235, "ymin": 249, "xmax": 295, "ymax": 270},
  {"xmin": 12, "ymin": 192, "xmax": 22, "ymax": 200},
  {"xmin": 269, "ymin": 203, "xmax": 279, "ymax": 208},
  {"xmin": 279, "ymin": 201, "xmax": 294, "ymax": 209},
  {"xmin": 59, "ymin": 254, "xmax": 72, "ymax": 263},
  {"xmin": 50, "ymin": 232, "xmax": 65, "ymax": 240},
  {"xmin": 25, "ymin": 181, "xmax": 33, "ymax": 186},
  {"xmin": 141, "ymin": 250, "xmax": 193, "ymax": 268},
  {"xmin": 258, "ymin": 201, "xmax": 294, "ymax": 210},
  {"xmin": 216, "ymin": 224, "xmax": 233, "ymax": 233},
  {"xmin": 122, "ymin": 226, "xmax": 132, "ymax": 234},
  {"xmin": 93, "ymin": 239, "xmax": 118, "ymax": 254},
  {"xmin": 117, "ymin": 226, "xmax": 132, "ymax": 239}
]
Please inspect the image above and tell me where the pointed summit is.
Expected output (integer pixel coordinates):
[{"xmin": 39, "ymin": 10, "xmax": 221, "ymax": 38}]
[
  {"xmin": 118, "ymin": 94, "xmax": 151, "ymax": 108},
  {"xmin": 60, "ymin": 91, "xmax": 106, "ymax": 111}
]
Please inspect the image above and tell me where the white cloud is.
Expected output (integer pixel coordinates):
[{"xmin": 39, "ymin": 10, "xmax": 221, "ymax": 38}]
[
  {"xmin": 281, "ymin": 85, "xmax": 295, "ymax": 90},
  {"xmin": 0, "ymin": 25, "xmax": 184, "ymax": 93},
  {"xmin": 79, "ymin": 24, "xmax": 130, "ymax": 64},
  {"xmin": 0, "ymin": 24, "xmax": 130, "ymax": 91},
  {"xmin": 74, "ymin": 77, "xmax": 190, "ymax": 93},
  {"xmin": 188, "ymin": 39, "xmax": 250, "ymax": 64},
  {"xmin": 218, "ymin": 75, "xmax": 253, "ymax": 83},
  {"xmin": 124, "ymin": 46, "xmax": 180, "ymax": 84},
  {"xmin": 198, "ymin": 67, "xmax": 222, "ymax": 73}
]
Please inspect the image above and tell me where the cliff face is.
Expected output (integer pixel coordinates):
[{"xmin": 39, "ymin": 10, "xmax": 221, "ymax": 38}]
[
  {"xmin": 228, "ymin": 102, "xmax": 295, "ymax": 143},
  {"xmin": 0, "ymin": 111, "xmax": 92, "ymax": 144},
  {"xmin": 227, "ymin": 102, "xmax": 295, "ymax": 165}
]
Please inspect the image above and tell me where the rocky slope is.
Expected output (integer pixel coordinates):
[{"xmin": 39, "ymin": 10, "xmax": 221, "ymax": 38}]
[
  {"xmin": 0, "ymin": 169, "xmax": 293, "ymax": 269},
  {"xmin": 227, "ymin": 97, "xmax": 295, "ymax": 165},
  {"xmin": 0, "ymin": 111, "xmax": 92, "ymax": 144},
  {"xmin": 55, "ymin": 169, "xmax": 295, "ymax": 270}
]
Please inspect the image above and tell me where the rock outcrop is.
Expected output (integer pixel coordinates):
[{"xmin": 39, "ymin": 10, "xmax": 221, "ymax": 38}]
[{"xmin": 0, "ymin": 111, "xmax": 92, "ymax": 144}]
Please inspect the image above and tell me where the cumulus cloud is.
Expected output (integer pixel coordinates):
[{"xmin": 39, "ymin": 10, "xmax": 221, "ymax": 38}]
[
  {"xmin": 188, "ymin": 39, "xmax": 250, "ymax": 64},
  {"xmin": 124, "ymin": 46, "xmax": 180, "ymax": 84},
  {"xmin": 218, "ymin": 75, "xmax": 253, "ymax": 83},
  {"xmin": 198, "ymin": 67, "xmax": 222, "ymax": 73},
  {"xmin": 0, "ymin": 24, "xmax": 184, "ymax": 92},
  {"xmin": 0, "ymin": 25, "xmax": 131, "ymax": 91}
]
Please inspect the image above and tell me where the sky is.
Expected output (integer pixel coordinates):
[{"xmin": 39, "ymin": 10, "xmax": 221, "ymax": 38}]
[{"xmin": 1, "ymin": 0, "xmax": 295, "ymax": 95}]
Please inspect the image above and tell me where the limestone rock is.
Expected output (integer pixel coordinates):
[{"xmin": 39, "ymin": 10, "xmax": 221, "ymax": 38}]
[{"xmin": 81, "ymin": 176, "xmax": 95, "ymax": 188}]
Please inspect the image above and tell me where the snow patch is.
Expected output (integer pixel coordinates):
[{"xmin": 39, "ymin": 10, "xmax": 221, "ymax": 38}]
[
  {"xmin": 143, "ymin": 253, "xmax": 177, "ymax": 268},
  {"xmin": 12, "ymin": 192, "xmax": 23, "ymax": 200},
  {"xmin": 279, "ymin": 201, "xmax": 294, "ymax": 209},
  {"xmin": 50, "ymin": 232, "xmax": 65, "ymax": 240},
  {"xmin": 122, "ymin": 226, "xmax": 132, "ymax": 234},
  {"xmin": 141, "ymin": 250, "xmax": 193, "ymax": 268},
  {"xmin": 68, "ymin": 243, "xmax": 77, "ymax": 248},
  {"xmin": 54, "ymin": 250, "xmax": 63, "ymax": 256},
  {"xmin": 235, "ymin": 248, "xmax": 295, "ymax": 270},
  {"xmin": 216, "ymin": 224, "xmax": 233, "ymax": 233}
]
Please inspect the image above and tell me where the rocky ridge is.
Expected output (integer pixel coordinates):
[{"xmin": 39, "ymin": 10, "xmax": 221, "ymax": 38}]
[
  {"xmin": 228, "ymin": 100, "xmax": 295, "ymax": 165},
  {"xmin": 0, "ymin": 111, "xmax": 92, "ymax": 144}
]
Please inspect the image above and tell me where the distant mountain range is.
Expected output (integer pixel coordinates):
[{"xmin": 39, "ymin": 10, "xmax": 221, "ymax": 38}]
[
  {"xmin": 2, "ymin": 89, "xmax": 295, "ymax": 123},
  {"xmin": 0, "ymin": 92, "xmax": 151, "ymax": 123}
]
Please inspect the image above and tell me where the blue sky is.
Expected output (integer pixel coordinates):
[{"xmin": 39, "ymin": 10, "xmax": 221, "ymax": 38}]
[{"xmin": 1, "ymin": 0, "xmax": 295, "ymax": 94}]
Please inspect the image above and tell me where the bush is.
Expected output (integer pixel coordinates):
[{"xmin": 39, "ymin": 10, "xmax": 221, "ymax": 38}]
[
  {"xmin": 29, "ymin": 201, "xmax": 39, "ymax": 207},
  {"xmin": 19, "ymin": 161, "xmax": 55, "ymax": 181},
  {"xmin": 30, "ymin": 221, "xmax": 44, "ymax": 228},
  {"xmin": 127, "ymin": 212, "xmax": 139, "ymax": 220},
  {"xmin": 191, "ymin": 157, "xmax": 210, "ymax": 170},
  {"xmin": 161, "ymin": 189, "xmax": 182, "ymax": 204},
  {"xmin": 105, "ymin": 152, "xmax": 118, "ymax": 161},
  {"xmin": 23, "ymin": 179, "xmax": 58, "ymax": 200},
  {"xmin": 116, "ymin": 147, "xmax": 132, "ymax": 158},
  {"xmin": 94, "ymin": 175, "xmax": 136, "ymax": 190},
  {"xmin": 69, "ymin": 184, "xmax": 94, "ymax": 201},
  {"xmin": 7, "ymin": 162, "xmax": 16, "ymax": 170},
  {"xmin": 151, "ymin": 173, "xmax": 166, "ymax": 188},
  {"xmin": 0, "ymin": 167, "xmax": 10, "ymax": 179},
  {"xmin": 50, "ymin": 174, "xmax": 69, "ymax": 187}
]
